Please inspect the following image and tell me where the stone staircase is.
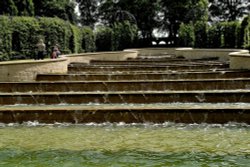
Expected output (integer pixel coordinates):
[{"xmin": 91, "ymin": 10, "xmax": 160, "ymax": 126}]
[{"xmin": 1, "ymin": 54, "xmax": 250, "ymax": 124}]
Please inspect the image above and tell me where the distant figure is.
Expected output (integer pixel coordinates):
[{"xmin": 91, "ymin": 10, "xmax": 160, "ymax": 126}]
[
  {"xmin": 36, "ymin": 39, "xmax": 46, "ymax": 60},
  {"xmin": 51, "ymin": 44, "xmax": 61, "ymax": 59}
]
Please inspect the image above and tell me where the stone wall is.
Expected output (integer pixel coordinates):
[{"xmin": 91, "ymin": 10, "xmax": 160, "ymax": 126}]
[
  {"xmin": 229, "ymin": 51, "xmax": 250, "ymax": 69},
  {"xmin": 0, "ymin": 58, "xmax": 68, "ymax": 82},
  {"xmin": 125, "ymin": 48, "xmax": 177, "ymax": 56},
  {"xmin": 66, "ymin": 51, "xmax": 138, "ymax": 64},
  {"xmin": 175, "ymin": 48, "xmax": 247, "ymax": 61}
]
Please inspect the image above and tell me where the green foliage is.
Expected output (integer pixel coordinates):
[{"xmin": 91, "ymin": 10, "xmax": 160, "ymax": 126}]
[
  {"xmin": 244, "ymin": 17, "xmax": 250, "ymax": 50},
  {"xmin": 77, "ymin": 0, "xmax": 99, "ymax": 27},
  {"xmin": 0, "ymin": 0, "xmax": 18, "ymax": 15},
  {"xmin": 0, "ymin": 16, "xmax": 97, "ymax": 60},
  {"xmin": 11, "ymin": 16, "xmax": 40, "ymax": 58},
  {"xmin": 240, "ymin": 16, "xmax": 249, "ymax": 49},
  {"xmin": 95, "ymin": 26, "xmax": 113, "ymax": 51},
  {"xmin": 0, "ymin": 16, "xmax": 12, "ymax": 53},
  {"xmin": 70, "ymin": 25, "xmax": 83, "ymax": 53},
  {"xmin": 13, "ymin": 0, "xmax": 35, "ymax": 16},
  {"xmin": 207, "ymin": 23, "xmax": 222, "ymax": 48},
  {"xmin": 81, "ymin": 27, "xmax": 96, "ymax": 52},
  {"xmin": 160, "ymin": 0, "xmax": 209, "ymax": 41},
  {"xmin": 33, "ymin": 0, "xmax": 77, "ymax": 24},
  {"xmin": 178, "ymin": 23, "xmax": 195, "ymax": 47},
  {"xmin": 220, "ymin": 21, "xmax": 240, "ymax": 48},
  {"xmin": 39, "ymin": 17, "xmax": 73, "ymax": 54},
  {"xmin": 112, "ymin": 21, "xmax": 138, "ymax": 51},
  {"xmin": 194, "ymin": 21, "xmax": 207, "ymax": 48},
  {"xmin": 209, "ymin": 0, "xmax": 249, "ymax": 22}
]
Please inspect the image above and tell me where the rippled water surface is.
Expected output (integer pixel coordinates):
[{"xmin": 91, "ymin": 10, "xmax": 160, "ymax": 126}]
[{"xmin": 0, "ymin": 122, "xmax": 250, "ymax": 167}]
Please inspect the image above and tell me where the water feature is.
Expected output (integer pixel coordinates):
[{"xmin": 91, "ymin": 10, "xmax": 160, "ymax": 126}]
[
  {"xmin": 0, "ymin": 122, "xmax": 249, "ymax": 166},
  {"xmin": 1, "ymin": 52, "xmax": 250, "ymax": 166}
]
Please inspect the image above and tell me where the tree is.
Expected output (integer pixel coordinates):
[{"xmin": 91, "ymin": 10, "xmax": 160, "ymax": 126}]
[
  {"xmin": 76, "ymin": 0, "xmax": 99, "ymax": 27},
  {"xmin": 33, "ymin": 0, "xmax": 77, "ymax": 24},
  {"xmin": 160, "ymin": 0, "xmax": 208, "ymax": 44},
  {"xmin": 209, "ymin": 0, "xmax": 250, "ymax": 22},
  {"xmin": 99, "ymin": 0, "xmax": 160, "ymax": 39},
  {"xmin": 13, "ymin": 0, "xmax": 35, "ymax": 16},
  {"xmin": 0, "ymin": 0, "xmax": 18, "ymax": 16}
]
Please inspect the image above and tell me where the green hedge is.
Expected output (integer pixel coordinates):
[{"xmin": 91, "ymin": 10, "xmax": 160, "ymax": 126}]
[
  {"xmin": 112, "ymin": 21, "xmax": 138, "ymax": 51},
  {"xmin": 180, "ymin": 20, "xmax": 248, "ymax": 49},
  {"xmin": 95, "ymin": 26, "xmax": 113, "ymax": 51},
  {"xmin": 220, "ymin": 21, "xmax": 240, "ymax": 48},
  {"xmin": 11, "ymin": 17, "xmax": 40, "ymax": 58},
  {"xmin": 0, "ymin": 16, "xmax": 95, "ymax": 61},
  {"xmin": 81, "ymin": 26, "xmax": 96, "ymax": 52},
  {"xmin": 194, "ymin": 21, "xmax": 207, "ymax": 48},
  {"xmin": 0, "ymin": 16, "xmax": 12, "ymax": 60},
  {"xmin": 70, "ymin": 25, "xmax": 83, "ymax": 53},
  {"xmin": 207, "ymin": 23, "xmax": 222, "ymax": 48},
  {"xmin": 178, "ymin": 23, "xmax": 195, "ymax": 47},
  {"xmin": 244, "ymin": 16, "xmax": 250, "ymax": 50}
]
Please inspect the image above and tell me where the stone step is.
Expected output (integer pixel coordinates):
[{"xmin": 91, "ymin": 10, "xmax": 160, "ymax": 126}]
[
  {"xmin": 37, "ymin": 70, "xmax": 250, "ymax": 81},
  {"xmin": 68, "ymin": 64, "xmax": 228, "ymax": 72},
  {"xmin": 1, "ymin": 79, "xmax": 250, "ymax": 92},
  {"xmin": 0, "ymin": 103, "xmax": 249, "ymax": 124},
  {"xmin": 89, "ymin": 59, "xmax": 225, "ymax": 65},
  {"xmin": 1, "ymin": 90, "xmax": 250, "ymax": 105}
]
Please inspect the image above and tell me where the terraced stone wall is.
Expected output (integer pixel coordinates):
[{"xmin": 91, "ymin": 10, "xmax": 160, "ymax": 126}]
[
  {"xmin": 175, "ymin": 48, "xmax": 248, "ymax": 61},
  {"xmin": 0, "ymin": 58, "xmax": 68, "ymax": 82},
  {"xmin": 66, "ymin": 51, "xmax": 138, "ymax": 64},
  {"xmin": 229, "ymin": 51, "xmax": 250, "ymax": 69}
]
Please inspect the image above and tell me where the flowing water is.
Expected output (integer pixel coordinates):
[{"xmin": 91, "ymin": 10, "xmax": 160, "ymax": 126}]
[{"xmin": 0, "ymin": 122, "xmax": 249, "ymax": 167}]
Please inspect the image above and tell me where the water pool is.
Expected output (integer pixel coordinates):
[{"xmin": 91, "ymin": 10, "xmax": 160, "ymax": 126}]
[{"xmin": 0, "ymin": 122, "xmax": 249, "ymax": 167}]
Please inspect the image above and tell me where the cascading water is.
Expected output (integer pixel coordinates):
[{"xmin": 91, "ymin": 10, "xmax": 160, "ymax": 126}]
[{"xmin": 1, "ymin": 52, "xmax": 250, "ymax": 166}]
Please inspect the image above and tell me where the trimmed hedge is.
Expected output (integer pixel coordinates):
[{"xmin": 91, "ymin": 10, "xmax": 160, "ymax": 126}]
[
  {"xmin": 180, "ymin": 20, "xmax": 248, "ymax": 49},
  {"xmin": 178, "ymin": 23, "xmax": 195, "ymax": 47},
  {"xmin": 0, "ymin": 15, "xmax": 95, "ymax": 61},
  {"xmin": 0, "ymin": 16, "xmax": 12, "ymax": 60},
  {"xmin": 194, "ymin": 21, "xmax": 207, "ymax": 48},
  {"xmin": 95, "ymin": 26, "xmax": 113, "ymax": 51},
  {"xmin": 111, "ymin": 21, "xmax": 138, "ymax": 51},
  {"xmin": 220, "ymin": 21, "xmax": 240, "ymax": 48},
  {"xmin": 81, "ymin": 26, "xmax": 96, "ymax": 52},
  {"xmin": 244, "ymin": 16, "xmax": 250, "ymax": 50},
  {"xmin": 207, "ymin": 23, "xmax": 222, "ymax": 48}
]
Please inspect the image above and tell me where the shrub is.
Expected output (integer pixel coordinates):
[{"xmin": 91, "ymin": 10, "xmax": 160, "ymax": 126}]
[
  {"xmin": 207, "ymin": 23, "xmax": 222, "ymax": 48},
  {"xmin": 11, "ymin": 16, "xmax": 40, "ymax": 58},
  {"xmin": 178, "ymin": 23, "xmax": 195, "ymax": 47},
  {"xmin": 70, "ymin": 25, "xmax": 83, "ymax": 53},
  {"xmin": 95, "ymin": 26, "xmax": 113, "ymax": 51},
  {"xmin": 81, "ymin": 26, "xmax": 96, "ymax": 52},
  {"xmin": 194, "ymin": 21, "xmax": 207, "ymax": 48},
  {"xmin": 235, "ymin": 17, "xmax": 248, "ymax": 48},
  {"xmin": 243, "ymin": 16, "xmax": 250, "ymax": 50},
  {"xmin": 220, "ymin": 21, "xmax": 240, "ymax": 48},
  {"xmin": 111, "ymin": 21, "xmax": 138, "ymax": 51},
  {"xmin": 38, "ymin": 17, "xmax": 73, "ymax": 55},
  {"xmin": 0, "ymin": 16, "xmax": 12, "ymax": 53}
]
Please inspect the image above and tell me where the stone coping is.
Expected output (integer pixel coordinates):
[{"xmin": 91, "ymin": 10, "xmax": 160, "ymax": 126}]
[
  {"xmin": 66, "ymin": 50, "xmax": 137, "ymax": 56},
  {"xmin": 229, "ymin": 50, "xmax": 250, "ymax": 70},
  {"xmin": 0, "ymin": 57, "xmax": 68, "ymax": 65},
  {"xmin": 229, "ymin": 50, "xmax": 250, "ymax": 57},
  {"xmin": 175, "ymin": 48, "xmax": 248, "ymax": 61},
  {"xmin": 176, "ymin": 48, "xmax": 244, "ymax": 52}
]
